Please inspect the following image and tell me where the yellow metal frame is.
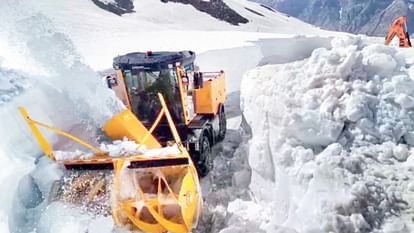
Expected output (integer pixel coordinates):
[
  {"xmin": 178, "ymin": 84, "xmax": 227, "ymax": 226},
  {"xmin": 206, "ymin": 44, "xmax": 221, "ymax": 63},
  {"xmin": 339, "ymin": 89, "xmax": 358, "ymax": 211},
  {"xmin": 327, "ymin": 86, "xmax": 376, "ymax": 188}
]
[
  {"xmin": 117, "ymin": 69, "xmax": 133, "ymax": 110},
  {"xmin": 19, "ymin": 94, "xmax": 202, "ymax": 233},
  {"xmin": 112, "ymin": 93, "xmax": 201, "ymax": 233},
  {"xmin": 18, "ymin": 107, "xmax": 105, "ymax": 161},
  {"xmin": 176, "ymin": 66, "xmax": 191, "ymax": 125}
]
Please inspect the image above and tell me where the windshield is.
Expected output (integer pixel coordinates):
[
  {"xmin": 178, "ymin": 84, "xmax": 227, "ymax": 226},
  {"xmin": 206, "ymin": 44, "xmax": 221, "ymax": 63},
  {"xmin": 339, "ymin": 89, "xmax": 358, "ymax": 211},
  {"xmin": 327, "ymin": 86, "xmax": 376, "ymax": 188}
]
[{"xmin": 123, "ymin": 68, "xmax": 184, "ymax": 126}]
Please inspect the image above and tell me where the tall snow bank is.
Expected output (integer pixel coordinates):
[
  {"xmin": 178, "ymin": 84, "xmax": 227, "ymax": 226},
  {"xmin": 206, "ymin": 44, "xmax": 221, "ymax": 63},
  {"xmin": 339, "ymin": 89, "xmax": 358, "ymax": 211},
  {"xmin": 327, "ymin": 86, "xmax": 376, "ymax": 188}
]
[
  {"xmin": 230, "ymin": 36, "xmax": 414, "ymax": 232},
  {"xmin": 0, "ymin": 3, "xmax": 125, "ymax": 232},
  {"xmin": 11, "ymin": 13, "xmax": 125, "ymax": 127}
]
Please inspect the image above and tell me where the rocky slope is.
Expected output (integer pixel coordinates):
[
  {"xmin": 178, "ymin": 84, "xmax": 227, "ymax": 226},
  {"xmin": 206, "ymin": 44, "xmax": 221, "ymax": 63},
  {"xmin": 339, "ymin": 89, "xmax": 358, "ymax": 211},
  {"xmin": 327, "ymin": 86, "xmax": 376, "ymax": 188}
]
[
  {"xmin": 251, "ymin": 0, "xmax": 414, "ymax": 36},
  {"xmin": 91, "ymin": 0, "xmax": 134, "ymax": 15},
  {"xmin": 91, "ymin": 0, "xmax": 248, "ymax": 25}
]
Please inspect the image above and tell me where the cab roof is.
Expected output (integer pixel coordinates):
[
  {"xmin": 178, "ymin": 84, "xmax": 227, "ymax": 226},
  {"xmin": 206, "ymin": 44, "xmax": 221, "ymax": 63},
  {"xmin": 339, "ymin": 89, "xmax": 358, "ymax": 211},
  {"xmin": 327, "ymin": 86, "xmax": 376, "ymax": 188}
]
[{"xmin": 113, "ymin": 51, "xmax": 196, "ymax": 71}]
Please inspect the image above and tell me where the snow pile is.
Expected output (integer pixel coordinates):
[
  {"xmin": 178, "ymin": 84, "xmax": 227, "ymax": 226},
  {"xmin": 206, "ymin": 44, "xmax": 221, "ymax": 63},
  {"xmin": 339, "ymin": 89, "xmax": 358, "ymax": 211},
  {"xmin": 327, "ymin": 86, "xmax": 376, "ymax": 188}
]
[
  {"xmin": 229, "ymin": 36, "xmax": 414, "ymax": 232},
  {"xmin": 54, "ymin": 150, "xmax": 95, "ymax": 161},
  {"xmin": 139, "ymin": 144, "xmax": 181, "ymax": 157},
  {"xmin": 1, "ymin": 7, "xmax": 126, "ymax": 127},
  {"xmin": 100, "ymin": 138, "xmax": 181, "ymax": 158},
  {"xmin": 100, "ymin": 138, "xmax": 147, "ymax": 157},
  {"xmin": 54, "ymin": 138, "xmax": 181, "ymax": 160},
  {"xmin": 0, "ymin": 5, "xmax": 126, "ymax": 232}
]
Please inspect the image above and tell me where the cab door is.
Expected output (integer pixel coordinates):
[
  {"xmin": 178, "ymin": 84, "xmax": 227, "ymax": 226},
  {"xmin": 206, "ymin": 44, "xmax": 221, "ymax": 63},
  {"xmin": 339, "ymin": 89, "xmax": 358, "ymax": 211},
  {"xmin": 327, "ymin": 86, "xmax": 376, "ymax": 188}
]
[{"xmin": 106, "ymin": 70, "xmax": 131, "ymax": 109}]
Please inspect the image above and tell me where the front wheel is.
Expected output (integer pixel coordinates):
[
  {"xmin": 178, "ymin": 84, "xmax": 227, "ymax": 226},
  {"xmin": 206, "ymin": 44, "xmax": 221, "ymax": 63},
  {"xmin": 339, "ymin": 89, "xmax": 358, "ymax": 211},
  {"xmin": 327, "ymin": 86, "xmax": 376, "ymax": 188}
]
[{"xmin": 193, "ymin": 132, "xmax": 212, "ymax": 177}]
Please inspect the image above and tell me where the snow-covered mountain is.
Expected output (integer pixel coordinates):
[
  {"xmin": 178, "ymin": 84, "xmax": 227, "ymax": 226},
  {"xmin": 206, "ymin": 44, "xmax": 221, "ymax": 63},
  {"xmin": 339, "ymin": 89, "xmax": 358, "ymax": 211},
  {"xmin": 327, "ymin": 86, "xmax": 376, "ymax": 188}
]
[
  {"xmin": 92, "ymin": 0, "xmax": 250, "ymax": 25},
  {"xmin": 250, "ymin": 0, "xmax": 414, "ymax": 36},
  {"xmin": 24, "ymin": 0, "xmax": 338, "ymax": 71}
]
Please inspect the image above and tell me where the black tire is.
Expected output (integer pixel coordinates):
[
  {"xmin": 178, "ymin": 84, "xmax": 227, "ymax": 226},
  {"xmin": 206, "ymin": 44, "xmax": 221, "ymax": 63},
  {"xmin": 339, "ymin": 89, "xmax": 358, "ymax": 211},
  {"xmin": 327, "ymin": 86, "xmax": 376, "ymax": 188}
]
[
  {"xmin": 217, "ymin": 105, "xmax": 226, "ymax": 142},
  {"xmin": 195, "ymin": 132, "xmax": 212, "ymax": 177}
]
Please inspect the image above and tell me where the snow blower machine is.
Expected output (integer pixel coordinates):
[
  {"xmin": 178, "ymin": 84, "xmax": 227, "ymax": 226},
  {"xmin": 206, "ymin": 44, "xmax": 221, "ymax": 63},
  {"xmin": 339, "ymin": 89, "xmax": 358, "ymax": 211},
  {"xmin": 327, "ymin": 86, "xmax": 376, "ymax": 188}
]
[{"xmin": 19, "ymin": 51, "xmax": 226, "ymax": 233}]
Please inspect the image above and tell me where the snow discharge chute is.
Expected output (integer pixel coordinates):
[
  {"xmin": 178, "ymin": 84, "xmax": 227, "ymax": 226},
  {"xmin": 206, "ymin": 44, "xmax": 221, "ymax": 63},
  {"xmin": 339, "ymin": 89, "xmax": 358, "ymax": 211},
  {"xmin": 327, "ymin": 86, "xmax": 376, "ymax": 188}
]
[{"xmin": 19, "ymin": 93, "xmax": 202, "ymax": 233}]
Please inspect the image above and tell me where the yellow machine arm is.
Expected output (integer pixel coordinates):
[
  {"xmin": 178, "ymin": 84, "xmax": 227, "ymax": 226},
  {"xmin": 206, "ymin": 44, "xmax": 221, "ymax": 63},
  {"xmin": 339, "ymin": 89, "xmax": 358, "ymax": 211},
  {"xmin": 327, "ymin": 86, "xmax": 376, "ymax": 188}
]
[
  {"xmin": 385, "ymin": 16, "xmax": 412, "ymax": 48},
  {"xmin": 18, "ymin": 107, "xmax": 105, "ymax": 160}
]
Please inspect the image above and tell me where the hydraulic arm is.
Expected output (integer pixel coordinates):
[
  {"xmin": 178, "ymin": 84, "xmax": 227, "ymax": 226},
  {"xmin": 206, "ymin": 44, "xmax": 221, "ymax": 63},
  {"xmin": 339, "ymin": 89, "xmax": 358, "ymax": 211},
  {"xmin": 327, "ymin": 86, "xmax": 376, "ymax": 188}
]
[{"xmin": 385, "ymin": 16, "xmax": 412, "ymax": 48}]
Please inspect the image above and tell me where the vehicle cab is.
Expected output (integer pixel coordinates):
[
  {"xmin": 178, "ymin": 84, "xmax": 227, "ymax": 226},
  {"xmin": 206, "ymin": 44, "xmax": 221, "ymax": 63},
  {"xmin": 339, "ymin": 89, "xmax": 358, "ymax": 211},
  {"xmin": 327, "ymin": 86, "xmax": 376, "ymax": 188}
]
[{"xmin": 107, "ymin": 51, "xmax": 226, "ymax": 175}]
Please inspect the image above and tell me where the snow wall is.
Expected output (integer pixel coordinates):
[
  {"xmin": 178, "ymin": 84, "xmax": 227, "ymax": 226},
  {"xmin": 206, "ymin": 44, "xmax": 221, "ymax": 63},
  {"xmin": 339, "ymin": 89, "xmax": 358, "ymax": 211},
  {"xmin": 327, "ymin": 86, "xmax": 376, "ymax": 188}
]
[
  {"xmin": 229, "ymin": 37, "xmax": 414, "ymax": 233},
  {"xmin": 0, "ymin": 4, "xmax": 124, "ymax": 232}
]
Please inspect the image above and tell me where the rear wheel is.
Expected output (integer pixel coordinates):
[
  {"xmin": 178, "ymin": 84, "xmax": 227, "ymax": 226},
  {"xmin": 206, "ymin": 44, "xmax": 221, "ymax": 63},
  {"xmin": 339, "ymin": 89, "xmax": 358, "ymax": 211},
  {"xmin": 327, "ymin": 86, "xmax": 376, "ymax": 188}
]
[
  {"xmin": 217, "ymin": 105, "xmax": 226, "ymax": 142},
  {"xmin": 194, "ymin": 132, "xmax": 212, "ymax": 177}
]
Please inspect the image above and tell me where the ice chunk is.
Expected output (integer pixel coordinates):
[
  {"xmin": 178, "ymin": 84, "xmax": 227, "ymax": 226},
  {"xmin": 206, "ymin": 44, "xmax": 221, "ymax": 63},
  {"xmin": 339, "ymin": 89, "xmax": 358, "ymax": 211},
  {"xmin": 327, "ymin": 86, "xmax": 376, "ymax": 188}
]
[
  {"xmin": 393, "ymin": 144, "xmax": 409, "ymax": 162},
  {"xmin": 363, "ymin": 53, "xmax": 397, "ymax": 77},
  {"xmin": 54, "ymin": 150, "xmax": 94, "ymax": 160},
  {"xmin": 382, "ymin": 219, "xmax": 410, "ymax": 233},
  {"xmin": 345, "ymin": 91, "xmax": 375, "ymax": 122},
  {"xmin": 99, "ymin": 137, "xmax": 146, "ymax": 157},
  {"xmin": 287, "ymin": 110, "xmax": 344, "ymax": 146},
  {"xmin": 350, "ymin": 213, "xmax": 370, "ymax": 231},
  {"xmin": 395, "ymin": 94, "xmax": 414, "ymax": 109}
]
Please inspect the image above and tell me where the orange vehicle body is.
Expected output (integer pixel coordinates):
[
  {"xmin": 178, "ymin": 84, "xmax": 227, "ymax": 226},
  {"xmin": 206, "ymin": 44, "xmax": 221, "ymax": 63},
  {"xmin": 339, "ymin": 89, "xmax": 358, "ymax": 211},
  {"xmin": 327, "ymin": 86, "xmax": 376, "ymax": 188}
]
[
  {"xmin": 385, "ymin": 16, "xmax": 412, "ymax": 48},
  {"xmin": 193, "ymin": 72, "xmax": 226, "ymax": 115}
]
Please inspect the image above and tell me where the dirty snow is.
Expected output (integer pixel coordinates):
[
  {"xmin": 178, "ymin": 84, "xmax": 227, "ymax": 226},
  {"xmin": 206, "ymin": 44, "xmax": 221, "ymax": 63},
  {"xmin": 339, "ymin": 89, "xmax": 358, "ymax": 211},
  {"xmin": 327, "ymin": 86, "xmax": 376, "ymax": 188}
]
[{"xmin": 224, "ymin": 36, "xmax": 414, "ymax": 232}]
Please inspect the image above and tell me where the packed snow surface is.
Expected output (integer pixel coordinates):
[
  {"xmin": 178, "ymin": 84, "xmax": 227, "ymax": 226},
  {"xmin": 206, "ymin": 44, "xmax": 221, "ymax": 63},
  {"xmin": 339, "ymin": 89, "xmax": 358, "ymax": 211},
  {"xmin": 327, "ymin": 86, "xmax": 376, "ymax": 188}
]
[{"xmin": 227, "ymin": 36, "xmax": 414, "ymax": 232}]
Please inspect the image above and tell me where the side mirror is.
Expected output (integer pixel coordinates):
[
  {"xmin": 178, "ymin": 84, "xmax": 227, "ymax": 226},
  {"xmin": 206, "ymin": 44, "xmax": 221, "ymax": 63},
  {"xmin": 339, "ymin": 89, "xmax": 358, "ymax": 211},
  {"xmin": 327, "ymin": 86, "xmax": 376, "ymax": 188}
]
[{"xmin": 193, "ymin": 72, "xmax": 203, "ymax": 89}]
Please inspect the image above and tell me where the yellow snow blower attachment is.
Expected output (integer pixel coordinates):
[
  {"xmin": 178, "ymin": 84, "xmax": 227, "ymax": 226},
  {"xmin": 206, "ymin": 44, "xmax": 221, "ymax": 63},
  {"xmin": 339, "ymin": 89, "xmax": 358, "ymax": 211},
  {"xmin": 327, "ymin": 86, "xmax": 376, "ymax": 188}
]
[{"xmin": 19, "ymin": 94, "xmax": 202, "ymax": 233}]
